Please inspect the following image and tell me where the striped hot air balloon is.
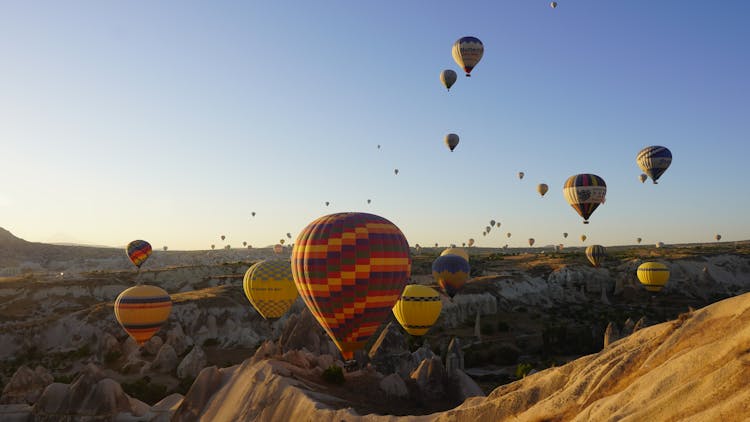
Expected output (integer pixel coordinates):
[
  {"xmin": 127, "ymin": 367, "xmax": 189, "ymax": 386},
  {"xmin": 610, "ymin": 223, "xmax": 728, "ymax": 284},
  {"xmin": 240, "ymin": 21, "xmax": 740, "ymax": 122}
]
[
  {"xmin": 393, "ymin": 285, "xmax": 443, "ymax": 336},
  {"xmin": 585, "ymin": 245, "xmax": 607, "ymax": 267},
  {"xmin": 452, "ymin": 36, "xmax": 484, "ymax": 77},
  {"xmin": 243, "ymin": 260, "xmax": 298, "ymax": 320},
  {"xmin": 637, "ymin": 262, "xmax": 670, "ymax": 292},
  {"xmin": 126, "ymin": 240, "xmax": 152, "ymax": 269},
  {"xmin": 440, "ymin": 247, "xmax": 469, "ymax": 261},
  {"xmin": 563, "ymin": 174, "xmax": 607, "ymax": 224},
  {"xmin": 291, "ymin": 213, "xmax": 411, "ymax": 360},
  {"xmin": 114, "ymin": 285, "xmax": 172, "ymax": 345},
  {"xmin": 636, "ymin": 146, "xmax": 672, "ymax": 184},
  {"xmin": 432, "ymin": 254, "xmax": 470, "ymax": 298}
]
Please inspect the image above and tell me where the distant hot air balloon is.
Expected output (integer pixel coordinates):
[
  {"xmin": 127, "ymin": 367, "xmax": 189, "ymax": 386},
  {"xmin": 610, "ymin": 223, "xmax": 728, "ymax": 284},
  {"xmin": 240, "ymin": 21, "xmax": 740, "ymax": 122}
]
[
  {"xmin": 715, "ymin": 234, "xmax": 722, "ymax": 241},
  {"xmin": 432, "ymin": 254, "xmax": 470, "ymax": 298},
  {"xmin": 367, "ymin": 199, "xmax": 371, "ymax": 204},
  {"xmin": 441, "ymin": 247, "xmax": 469, "ymax": 261},
  {"xmin": 462, "ymin": 242, "xmax": 466, "ymax": 247},
  {"xmin": 490, "ymin": 220, "xmax": 496, "ymax": 227},
  {"xmin": 377, "ymin": 144, "xmax": 381, "ymax": 149},
  {"xmin": 243, "ymin": 260, "xmax": 298, "ymax": 320},
  {"xmin": 506, "ymin": 232, "xmax": 512, "ymax": 238},
  {"xmin": 482, "ymin": 232, "xmax": 487, "ymax": 237},
  {"xmin": 563, "ymin": 174, "xmax": 607, "ymax": 224},
  {"xmin": 251, "ymin": 212, "xmax": 256, "ymax": 217},
  {"xmin": 496, "ymin": 221, "xmax": 501, "ymax": 228},
  {"xmin": 415, "ymin": 244, "xmax": 422, "ymax": 254},
  {"xmin": 537, "ymin": 183, "xmax": 549, "ymax": 197},
  {"xmin": 528, "ymin": 238, "xmax": 535, "ymax": 247},
  {"xmin": 637, "ymin": 262, "xmax": 670, "ymax": 292},
  {"xmin": 445, "ymin": 133, "xmax": 460, "ymax": 152},
  {"xmin": 580, "ymin": 234, "xmax": 587, "ymax": 242},
  {"xmin": 440, "ymin": 69, "xmax": 458, "ymax": 91},
  {"xmin": 221, "ymin": 235, "xmax": 226, "ymax": 241},
  {"xmin": 243, "ymin": 241, "xmax": 247, "ymax": 247},
  {"xmin": 126, "ymin": 240, "xmax": 152, "ymax": 269},
  {"xmin": 468, "ymin": 238, "xmax": 475, "ymax": 247},
  {"xmin": 211, "ymin": 244, "xmax": 215, "ymax": 250},
  {"xmin": 637, "ymin": 237, "xmax": 642, "ymax": 244},
  {"xmin": 393, "ymin": 285, "xmax": 443, "ymax": 336},
  {"xmin": 563, "ymin": 232, "xmax": 569, "ymax": 238},
  {"xmin": 279, "ymin": 239, "xmax": 285, "ymax": 245},
  {"xmin": 452, "ymin": 36, "xmax": 484, "ymax": 77},
  {"xmin": 585, "ymin": 245, "xmax": 606, "ymax": 267},
  {"xmin": 247, "ymin": 244, "xmax": 253, "ymax": 249},
  {"xmin": 637, "ymin": 146, "xmax": 672, "ymax": 184},
  {"xmin": 273, "ymin": 244, "xmax": 283, "ymax": 254},
  {"xmin": 114, "ymin": 285, "xmax": 172, "ymax": 345},
  {"xmin": 394, "ymin": 169, "xmax": 399, "ymax": 175},
  {"xmin": 325, "ymin": 201, "xmax": 330, "ymax": 206},
  {"xmin": 287, "ymin": 233, "xmax": 292, "ymax": 239},
  {"xmin": 434, "ymin": 243, "xmax": 439, "ymax": 247},
  {"xmin": 450, "ymin": 244, "xmax": 456, "ymax": 248},
  {"xmin": 550, "ymin": 1, "xmax": 558, "ymax": 8},
  {"xmin": 163, "ymin": 246, "xmax": 168, "ymax": 251},
  {"xmin": 639, "ymin": 174, "xmax": 648, "ymax": 184},
  {"xmin": 656, "ymin": 242, "xmax": 665, "ymax": 248},
  {"xmin": 291, "ymin": 213, "xmax": 411, "ymax": 360},
  {"xmin": 485, "ymin": 226, "xmax": 491, "ymax": 233},
  {"xmin": 518, "ymin": 172, "xmax": 525, "ymax": 180}
]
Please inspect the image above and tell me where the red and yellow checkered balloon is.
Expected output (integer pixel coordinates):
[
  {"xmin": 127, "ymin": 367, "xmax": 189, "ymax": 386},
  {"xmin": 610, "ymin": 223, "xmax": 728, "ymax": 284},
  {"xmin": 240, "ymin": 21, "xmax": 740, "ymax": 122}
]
[{"xmin": 292, "ymin": 213, "xmax": 411, "ymax": 360}]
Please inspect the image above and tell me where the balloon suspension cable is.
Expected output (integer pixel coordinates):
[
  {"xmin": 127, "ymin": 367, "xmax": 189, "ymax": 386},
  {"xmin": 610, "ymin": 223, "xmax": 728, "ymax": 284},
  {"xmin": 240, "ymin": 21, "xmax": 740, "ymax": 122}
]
[
  {"xmin": 135, "ymin": 267, "xmax": 142, "ymax": 286},
  {"xmin": 344, "ymin": 359, "xmax": 358, "ymax": 372}
]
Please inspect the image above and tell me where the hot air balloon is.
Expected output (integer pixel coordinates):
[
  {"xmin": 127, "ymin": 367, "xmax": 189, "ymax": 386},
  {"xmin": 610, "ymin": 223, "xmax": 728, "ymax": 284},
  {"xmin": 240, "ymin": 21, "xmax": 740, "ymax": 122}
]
[
  {"xmin": 468, "ymin": 238, "xmax": 475, "ymax": 247},
  {"xmin": 528, "ymin": 238, "xmax": 535, "ymax": 247},
  {"xmin": 377, "ymin": 144, "xmax": 381, "ymax": 149},
  {"xmin": 273, "ymin": 244, "xmax": 283, "ymax": 254},
  {"xmin": 114, "ymin": 285, "xmax": 172, "ymax": 345},
  {"xmin": 506, "ymin": 233, "xmax": 512, "ymax": 238},
  {"xmin": 221, "ymin": 235, "xmax": 226, "ymax": 241},
  {"xmin": 637, "ymin": 262, "xmax": 670, "ymax": 292},
  {"xmin": 432, "ymin": 254, "xmax": 470, "ymax": 298},
  {"xmin": 563, "ymin": 232, "xmax": 569, "ymax": 238},
  {"xmin": 485, "ymin": 226, "xmax": 491, "ymax": 233},
  {"xmin": 715, "ymin": 234, "xmax": 722, "ymax": 241},
  {"xmin": 247, "ymin": 245, "xmax": 253, "ymax": 249},
  {"xmin": 440, "ymin": 69, "xmax": 457, "ymax": 91},
  {"xmin": 581, "ymin": 234, "xmax": 587, "ymax": 242},
  {"xmin": 367, "ymin": 199, "xmax": 371, "ymax": 204},
  {"xmin": 325, "ymin": 201, "xmax": 330, "ymax": 206},
  {"xmin": 441, "ymin": 247, "xmax": 469, "ymax": 261},
  {"xmin": 243, "ymin": 260, "xmax": 298, "ymax": 320},
  {"xmin": 462, "ymin": 242, "xmax": 466, "ymax": 247},
  {"xmin": 445, "ymin": 133, "xmax": 459, "ymax": 152},
  {"xmin": 393, "ymin": 285, "xmax": 443, "ymax": 336},
  {"xmin": 243, "ymin": 241, "xmax": 247, "ymax": 247},
  {"xmin": 637, "ymin": 237, "xmax": 642, "ymax": 244},
  {"xmin": 279, "ymin": 239, "xmax": 285, "ymax": 245},
  {"xmin": 537, "ymin": 183, "xmax": 549, "ymax": 197},
  {"xmin": 162, "ymin": 246, "xmax": 168, "ymax": 251},
  {"xmin": 211, "ymin": 244, "xmax": 215, "ymax": 250},
  {"xmin": 585, "ymin": 245, "xmax": 606, "ymax": 267},
  {"xmin": 450, "ymin": 244, "xmax": 456, "ymax": 248},
  {"xmin": 551, "ymin": 1, "xmax": 558, "ymax": 8},
  {"xmin": 291, "ymin": 213, "xmax": 411, "ymax": 360},
  {"xmin": 482, "ymin": 232, "xmax": 486, "ymax": 237},
  {"xmin": 394, "ymin": 169, "xmax": 399, "ymax": 175},
  {"xmin": 434, "ymin": 243, "xmax": 439, "ymax": 247},
  {"xmin": 639, "ymin": 174, "xmax": 648, "ymax": 184},
  {"xmin": 496, "ymin": 221, "xmax": 501, "ymax": 228},
  {"xmin": 656, "ymin": 242, "xmax": 665, "ymax": 248},
  {"xmin": 518, "ymin": 172, "xmax": 525, "ymax": 180},
  {"xmin": 563, "ymin": 174, "xmax": 607, "ymax": 224},
  {"xmin": 636, "ymin": 146, "xmax": 672, "ymax": 184},
  {"xmin": 452, "ymin": 36, "xmax": 484, "ymax": 77},
  {"xmin": 126, "ymin": 240, "xmax": 152, "ymax": 269},
  {"xmin": 490, "ymin": 220, "xmax": 496, "ymax": 227}
]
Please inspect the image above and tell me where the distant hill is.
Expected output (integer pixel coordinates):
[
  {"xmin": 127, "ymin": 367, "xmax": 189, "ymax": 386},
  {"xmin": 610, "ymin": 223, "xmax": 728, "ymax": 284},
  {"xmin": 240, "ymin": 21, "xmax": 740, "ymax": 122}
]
[{"xmin": 0, "ymin": 227, "xmax": 122, "ymax": 268}]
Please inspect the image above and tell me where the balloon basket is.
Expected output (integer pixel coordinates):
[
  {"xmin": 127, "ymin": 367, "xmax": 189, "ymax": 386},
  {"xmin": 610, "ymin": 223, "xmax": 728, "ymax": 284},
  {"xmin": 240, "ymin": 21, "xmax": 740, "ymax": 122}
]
[{"xmin": 344, "ymin": 360, "xmax": 358, "ymax": 372}]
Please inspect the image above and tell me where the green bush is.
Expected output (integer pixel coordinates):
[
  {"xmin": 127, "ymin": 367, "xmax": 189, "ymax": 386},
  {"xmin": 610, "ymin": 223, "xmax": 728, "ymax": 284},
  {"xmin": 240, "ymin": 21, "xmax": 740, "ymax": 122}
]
[
  {"xmin": 515, "ymin": 363, "xmax": 533, "ymax": 379},
  {"xmin": 322, "ymin": 365, "xmax": 345, "ymax": 385}
]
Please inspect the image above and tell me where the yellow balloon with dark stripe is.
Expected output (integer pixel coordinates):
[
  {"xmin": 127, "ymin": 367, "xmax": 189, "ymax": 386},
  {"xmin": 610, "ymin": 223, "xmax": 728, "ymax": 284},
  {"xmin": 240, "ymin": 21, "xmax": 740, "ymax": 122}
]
[
  {"xmin": 440, "ymin": 247, "xmax": 469, "ymax": 261},
  {"xmin": 393, "ymin": 285, "xmax": 442, "ymax": 336},
  {"xmin": 637, "ymin": 262, "xmax": 670, "ymax": 292},
  {"xmin": 114, "ymin": 285, "xmax": 172, "ymax": 345},
  {"xmin": 243, "ymin": 260, "xmax": 298, "ymax": 320}
]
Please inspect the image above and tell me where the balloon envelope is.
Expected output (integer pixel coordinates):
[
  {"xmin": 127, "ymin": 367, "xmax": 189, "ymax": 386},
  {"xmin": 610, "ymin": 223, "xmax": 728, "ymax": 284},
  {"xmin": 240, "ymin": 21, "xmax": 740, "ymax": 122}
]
[
  {"xmin": 639, "ymin": 174, "xmax": 648, "ymax": 183},
  {"xmin": 432, "ymin": 254, "xmax": 470, "ymax": 298},
  {"xmin": 585, "ymin": 245, "xmax": 606, "ymax": 267},
  {"xmin": 291, "ymin": 213, "xmax": 411, "ymax": 360},
  {"xmin": 715, "ymin": 234, "xmax": 722, "ymax": 241},
  {"xmin": 563, "ymin": 174, "xmax": 607, "ymax": 224},
  {"xmin": 114, "ymin": 285, "xmax": 171, "ymax": 345},
  {"xmin": 528, "ymin": 238, "xmax": 535, "ymax": 247},
  {"xmin": 563, "ymin": 232, "xmax": 568, "ymax": 238},
  {"xmin": 243, "ymin": 260, "xmax": 298, "ymax": 320},
  {"xmin": 581, "ymin": 235, "xmax": 587, "ymax": 242},
  {"xmin": 637, "ymin": 146, "xmax": 672, "ymax": 184},
  {"xmin": 452, "ymin": 36, "xmax": 484, "ymax": 77},
  {"xmin": 537, "ymin": 183, "xmax": 549, "ymax": 197},
  {"xmin": 637, "ymin": 262, "xmax": 670, "ymax": 292},
  {"xmin": 441, "ymin": 247, "xmax": 469, "ymax": 261},
  {"xmin": 440, "ymin": 69, "xmax": 457, "ymax": 91},
  {"xmin": 393, "ymin": 285, "xmax": 442, "ymax": 336},
  {"xmin": 445, "ymin": 133, "xmax": 459, "ymax": 152},
  {"xmin": 468, "ymin": 238, "xmax": 475, "ymax": 247},
  {"xmin": 518, "ymin": 172, "xmax": 525, "ymax": 180},
  {"xmin": 126, "ymin": 240, "xmax": 152, "ymax": 269}
]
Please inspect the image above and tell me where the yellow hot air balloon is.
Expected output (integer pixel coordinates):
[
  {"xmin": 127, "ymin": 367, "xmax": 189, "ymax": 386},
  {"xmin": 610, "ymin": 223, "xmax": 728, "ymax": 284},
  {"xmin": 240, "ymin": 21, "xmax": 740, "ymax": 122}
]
[
  {"xmin": 506, "ymin": 232, "xmax": 512, "ymax": 238},
  {"xmin": 441, "ymin": 247, "xmax": 469, "ymax": 261},
  {"xmin": 280, "ymin": 239, "xmax": 285, "ymax": 245},
  {"xmin": 273, "ymin": 244, "xmax": 283, "ymax": 254},
  {"xmin": 114, "ymin": 285, "xmax": 172, "ymax": 345},
  {"xmin": 637, "ymin": 262, "xmax": 670, "ymax": 292},
  {"xmin": 580, "ymin": 234, "xmax": 587, "ymax": 242},
  {"xmin": 243, "ymin": 260, "xmax": 298, "ymax": 320},
  {"xmin": 393, "ymin": 285, "xmax": 443, "ymax": 336},
  {"xmin": 585, "ymin": 245, "xmax": 606, "ymax": 267},
  {"xmin": 537, "ymin": 183, "xmax": 549, "ymax": 197}
]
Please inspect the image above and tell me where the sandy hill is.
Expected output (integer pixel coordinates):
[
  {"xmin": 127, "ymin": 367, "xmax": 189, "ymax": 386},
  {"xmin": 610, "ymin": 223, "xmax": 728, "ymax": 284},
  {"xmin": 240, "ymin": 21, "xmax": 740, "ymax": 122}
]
[
  {"xmin": 0, "ymin": 227, "xmax": 120, "ymax": 267},
  {"xmin": 179, "ymin": 291, "xmax": 750, "ymax": 421}
]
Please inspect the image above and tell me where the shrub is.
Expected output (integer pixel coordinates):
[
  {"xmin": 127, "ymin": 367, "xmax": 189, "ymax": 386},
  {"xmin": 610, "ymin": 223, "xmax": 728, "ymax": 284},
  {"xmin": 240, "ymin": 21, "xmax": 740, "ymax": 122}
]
[
  {"xmin": 515, "ymin": 362, "xmax": 533, "ymax": 379},
  {"xmin": 322, "ymin": 365, "xmax": 345, "ymax": 385}
]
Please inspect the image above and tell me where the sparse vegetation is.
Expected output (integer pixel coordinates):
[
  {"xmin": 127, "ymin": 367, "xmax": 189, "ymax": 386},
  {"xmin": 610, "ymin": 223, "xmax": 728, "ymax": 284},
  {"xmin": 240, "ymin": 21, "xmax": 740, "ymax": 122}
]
[
  {"xmin": 322, "ymin": 365, "xmax": 345, "ymax": 385},
  {"xmin": 515, "ymin": 362, "xmax": 534, "ymax": 379}
]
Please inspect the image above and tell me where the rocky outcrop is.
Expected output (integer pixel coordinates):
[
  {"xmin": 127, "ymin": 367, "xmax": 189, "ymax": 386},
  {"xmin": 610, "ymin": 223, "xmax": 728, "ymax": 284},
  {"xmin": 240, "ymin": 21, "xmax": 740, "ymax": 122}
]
[
  {"xmin": 278, "ymin": 308, "xmax": 338, "ymax": 357},
  {"xmin": 368, "ymin": 322, "xmax": 410, "ymax": 375},
  {"xmin": 441, "ymin": 293, "xmax": 498, "ymax": 328},
  {"xmin": 166, "ymin": 324, "xmax": 192, "ymax": 356},
  {"xmin": 177, "ymin": 346, "xmax": 207, "ymax": 380},
  {"xmin": 410, "ymin": 357, "xmax": 445, "ymax": 401},
  {"xmin": 379, "ymin": 373, "xmax": 409, "ymax": 398},
  {"xmin": 172, "ymin": 366, "xmax": 225, "ymax": 422},
  {"xmin": 0, "ymin": 366, "xmax": 53, "ymax": 405},
  {"xmin": 148, "ymin": 344, "xmax": 179, "ymax": 374}
]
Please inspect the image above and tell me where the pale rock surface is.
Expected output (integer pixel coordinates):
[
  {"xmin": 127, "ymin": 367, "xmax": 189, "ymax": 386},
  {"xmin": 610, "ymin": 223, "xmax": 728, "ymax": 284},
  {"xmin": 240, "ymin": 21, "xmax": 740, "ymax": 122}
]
[
  {"xmin": 148, "ymin": 343, "xmax": 179, "ymax": 374},
  {"xmin": 603, "ymin": 322, "xmax": 621, "ymax": 348},
  {"xmin": 445, "ymin": 337, "xmax": 464, "ymax": 375},
  {"xmin": 142, "ymin": 335, "xmax": 163, "ymax": 356},
  {"xmin": 177, "ymin": 345, "xmax": 207, "ymax": 379},
  {"xmin": 98, "ymin": 332, "xmax": 120, "ymax": 362},
  {"xmin": 166, "ymin": 324, "xmax": 191, "ymax": 356},
  {"xmin": 368, "ymin": 322, "xmax": 410, "ymax": 375},
  {"xmin": 172, "ymin": 366, "xmax": 224, "ymax": 422},
  {"xmin": 451, "ymin": 369, "xmax": 486, "ymax": 401},
  {"xmin": 0, "ymin": 365, "xmax": 54, "ymax": 405},
  {"xmin": 410, "ymin": 356, "xmax": 445, "ymax": 400}
]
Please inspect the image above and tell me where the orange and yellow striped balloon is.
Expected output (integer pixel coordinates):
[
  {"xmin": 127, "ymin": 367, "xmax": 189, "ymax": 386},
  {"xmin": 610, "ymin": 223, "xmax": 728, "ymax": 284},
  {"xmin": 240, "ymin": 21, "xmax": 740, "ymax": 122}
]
[
  {"xmin": 291, "ymin": 212, "xmax": 411, "ymax": 360},
  {"xmin": 114, "ymin": 285, "xmax": 172, "ymax": 345}
]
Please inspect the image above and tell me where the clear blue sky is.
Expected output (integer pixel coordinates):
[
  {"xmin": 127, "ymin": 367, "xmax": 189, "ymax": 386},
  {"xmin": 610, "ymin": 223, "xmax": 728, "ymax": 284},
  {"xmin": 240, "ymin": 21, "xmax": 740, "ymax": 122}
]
[{"xmin": 1, "ymin": 1, "xmax": 748, "ymax": 250}]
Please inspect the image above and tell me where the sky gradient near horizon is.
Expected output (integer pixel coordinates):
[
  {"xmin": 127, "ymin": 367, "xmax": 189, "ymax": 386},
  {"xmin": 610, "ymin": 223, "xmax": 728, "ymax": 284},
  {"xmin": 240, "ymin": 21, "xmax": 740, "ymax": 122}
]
[{"xmin": 1, "ymin": 1, "xmax": 749, "ymax": 250}]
